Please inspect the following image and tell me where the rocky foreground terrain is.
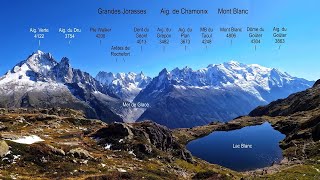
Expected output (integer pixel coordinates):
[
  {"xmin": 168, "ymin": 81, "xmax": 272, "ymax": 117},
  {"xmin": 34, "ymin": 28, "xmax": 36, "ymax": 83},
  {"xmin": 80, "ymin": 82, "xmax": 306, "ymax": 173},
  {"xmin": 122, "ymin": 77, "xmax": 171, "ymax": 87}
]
[
  {"xmin": 0, "ymin": 108, "xmax": 241, "ymax": 180},
  {"xmin": 0, "ymin": 80, "xmax": 319, "ymax": 179}
]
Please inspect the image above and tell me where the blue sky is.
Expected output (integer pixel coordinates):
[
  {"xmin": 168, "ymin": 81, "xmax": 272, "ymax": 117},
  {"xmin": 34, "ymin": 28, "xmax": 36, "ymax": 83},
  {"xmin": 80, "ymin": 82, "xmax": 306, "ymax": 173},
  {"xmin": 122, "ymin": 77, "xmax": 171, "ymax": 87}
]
[{"xmin": 0, "ymin": 0, "xmax": 319, "ymax": 80}]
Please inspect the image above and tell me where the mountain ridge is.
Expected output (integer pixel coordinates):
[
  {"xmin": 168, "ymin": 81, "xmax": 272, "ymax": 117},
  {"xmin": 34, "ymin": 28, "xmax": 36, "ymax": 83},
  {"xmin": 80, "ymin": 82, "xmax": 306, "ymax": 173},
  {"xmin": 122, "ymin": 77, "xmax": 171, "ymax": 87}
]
[
  {"xmin": 134, "ymin": 61, "xmax": 314, "ymax": 128},
  {"xmin": 0, "ymin": 51, "xmax": 314, "ymax": 128},
  {"xmin": 0, "ymin": 50, "xmax": 123, "ymax": 123},
  {"xmin": 96, "ymin": 71, "xmax": 151, "ymax": 101}
]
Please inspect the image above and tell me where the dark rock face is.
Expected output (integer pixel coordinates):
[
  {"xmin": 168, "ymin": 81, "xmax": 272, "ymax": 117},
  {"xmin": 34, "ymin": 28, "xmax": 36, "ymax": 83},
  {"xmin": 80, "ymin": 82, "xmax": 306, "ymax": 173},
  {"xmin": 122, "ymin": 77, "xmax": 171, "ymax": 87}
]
[
  {"xmin": 93, "ymin": 123, "xmax": 133, "ymax": 143},
  {"xmin": 313, "ymin": 79, "xmax": 320, "ymax": 88},
  {"xmin": 93, "ymin": 121, "xmax": 193, "ymax": 162},
  {"xmin": 273, "ymin": 120, "xmax": 300, "ymax": 135},
  {"xmin": 312, "ymin": 123, "xmax": 320, "ymax": 141},
  {"xmin": 136, "ymin": 143, "xmax": 152, "ymax": 154},
  {"xmin": 301, "ymin": 114, "xmax": 320, "ymax": 129},
  {"xmin": 138, "ymin": 122, "xmax": 174, "ymax": 151}
]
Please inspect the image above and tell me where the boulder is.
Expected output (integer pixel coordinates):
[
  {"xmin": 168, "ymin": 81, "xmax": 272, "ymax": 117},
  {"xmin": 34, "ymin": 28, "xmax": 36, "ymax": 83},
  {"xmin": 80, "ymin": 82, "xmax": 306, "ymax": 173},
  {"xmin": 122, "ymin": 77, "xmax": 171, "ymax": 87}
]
[
  {"xmin": 140, "ymin": 123, "xmax": 174, "ymax": 151},
  {"xmin": 0, "ymin": 125, "xmax": 8, "ymax": 131},
  {"xmin": 0, "ymin": 140, "xmax": 9, "ymax": 157},
  {"xmin": 93, "ymin": 121, "xmax": 193, "ymax": 162},
  {"xmin": 68, "ymin": 148, "xmax": 93, "ymax": 159},
  {"xmin": 93, "ymin": 123, "xmax": 133, "ymax": 142},
  {"xmin": 47, "ymin": 144, "xmax": 65, "ymax": 156}
]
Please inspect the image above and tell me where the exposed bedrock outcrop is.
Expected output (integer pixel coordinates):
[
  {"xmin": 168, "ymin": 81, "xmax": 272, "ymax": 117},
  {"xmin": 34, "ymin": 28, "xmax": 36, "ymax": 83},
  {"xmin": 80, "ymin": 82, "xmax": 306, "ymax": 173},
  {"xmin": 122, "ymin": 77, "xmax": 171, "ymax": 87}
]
[{"xmin": 92, "ymin": 121, "xmax": 193, "ymax": 162}]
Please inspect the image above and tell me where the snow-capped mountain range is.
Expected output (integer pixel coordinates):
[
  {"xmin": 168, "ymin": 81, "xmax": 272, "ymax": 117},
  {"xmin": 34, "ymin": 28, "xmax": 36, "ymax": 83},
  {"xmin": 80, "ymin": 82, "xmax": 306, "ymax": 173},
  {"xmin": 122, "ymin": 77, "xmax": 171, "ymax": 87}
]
[
  {"xmin": 134, "ymin": 61, "xmax": 314, "ymax": 128},
  {"xmin": 0, "ymin": 51, "xmax": 314, "ymax": 128},
  {"xmin": 140, "ymin": 61, "xmax": 312, "ymax": 103},
  {"xmin": 96, "ymin": 71, "xmax": 151, "ymax": 101}
]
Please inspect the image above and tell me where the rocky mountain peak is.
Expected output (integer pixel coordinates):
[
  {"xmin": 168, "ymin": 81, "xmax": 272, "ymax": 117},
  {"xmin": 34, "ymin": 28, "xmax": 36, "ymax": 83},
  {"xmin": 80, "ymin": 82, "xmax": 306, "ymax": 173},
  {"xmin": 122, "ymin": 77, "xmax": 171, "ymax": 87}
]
[
  {"xmin": 52, "ymin": 57, "xmax": 73, "ymax": 83},
  {"xmin": 96, "ymin": 71, "xmax": 151, "ymax": 87},
  {"xmin": 138, "ymin": 71, "xmax": 145, "ymax": 76},
  {"xmin": 60, "ymin": 57, "xmax": 70, "ymax": 66},
  {"xmin": 270, "ymin": 68, "xmax": 288, "ymax": 77},
  {"xmin": 29, "ymin": 50, "xmax": 53, "ymax": 60},
  {"xmin": 0, "ymin": 51, "xmax": 123, "ymax": 122},
  {"xmin": 95, "ymin": 71, "xmax": 152, "ymax": 101},
  {"xmin": 172, "ymin": 66, "xmax": 192, "ymax": 75},
  {"xmin": 223, "ymin": 60, "xmax": 242, "ymax": 67},
  {"xmin": 20, "ymin": 51, "xmax": 56, "ymax": 76},
  {"xmin": 159, "ymin": 68, "xmax": 169, "ymax": 76},
  {"xmin": 96, "ymin": 71, "xmax": 115, "ymax": 85},
  {"xmin": 1, "ymin": 51, "xmax": 59, "ymax": 83},
  {"xmin": 156, "ymin": 68, "xmax": 171, "ymax": 87}
]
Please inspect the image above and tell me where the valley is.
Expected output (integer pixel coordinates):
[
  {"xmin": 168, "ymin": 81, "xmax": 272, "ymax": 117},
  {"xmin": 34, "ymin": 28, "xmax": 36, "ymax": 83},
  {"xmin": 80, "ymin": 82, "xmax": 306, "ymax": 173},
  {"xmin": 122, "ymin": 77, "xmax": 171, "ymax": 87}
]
[{"xmin": 0, "ymin": 51, "xmax": 318, "ymax": 179}]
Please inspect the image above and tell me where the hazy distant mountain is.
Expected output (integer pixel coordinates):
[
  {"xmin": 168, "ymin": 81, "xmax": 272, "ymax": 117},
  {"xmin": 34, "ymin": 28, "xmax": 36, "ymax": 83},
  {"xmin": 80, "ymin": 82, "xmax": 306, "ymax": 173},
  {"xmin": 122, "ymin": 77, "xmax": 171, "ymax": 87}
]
[
  {"xmin": 96, "ymin": 71, "xmax": 151, "ymax": 101},
  {"xmin": 0, "ymin": 50, "xmax": 123, "ymax": 123},
  {"xmin": 134, "ymin": 61, "xmax": 314, "ymax": 128},
  {"xmin": 249, "ymin": 79, "xmax": 320, "ymax": 117}
]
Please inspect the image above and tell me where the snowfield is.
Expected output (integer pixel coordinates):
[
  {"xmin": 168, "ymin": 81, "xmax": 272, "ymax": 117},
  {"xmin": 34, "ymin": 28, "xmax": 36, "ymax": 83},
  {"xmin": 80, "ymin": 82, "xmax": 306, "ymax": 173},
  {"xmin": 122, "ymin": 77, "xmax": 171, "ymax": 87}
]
[{"xmin": 10, "ymin": 135, "xmax": 44, "ymax": 145}]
